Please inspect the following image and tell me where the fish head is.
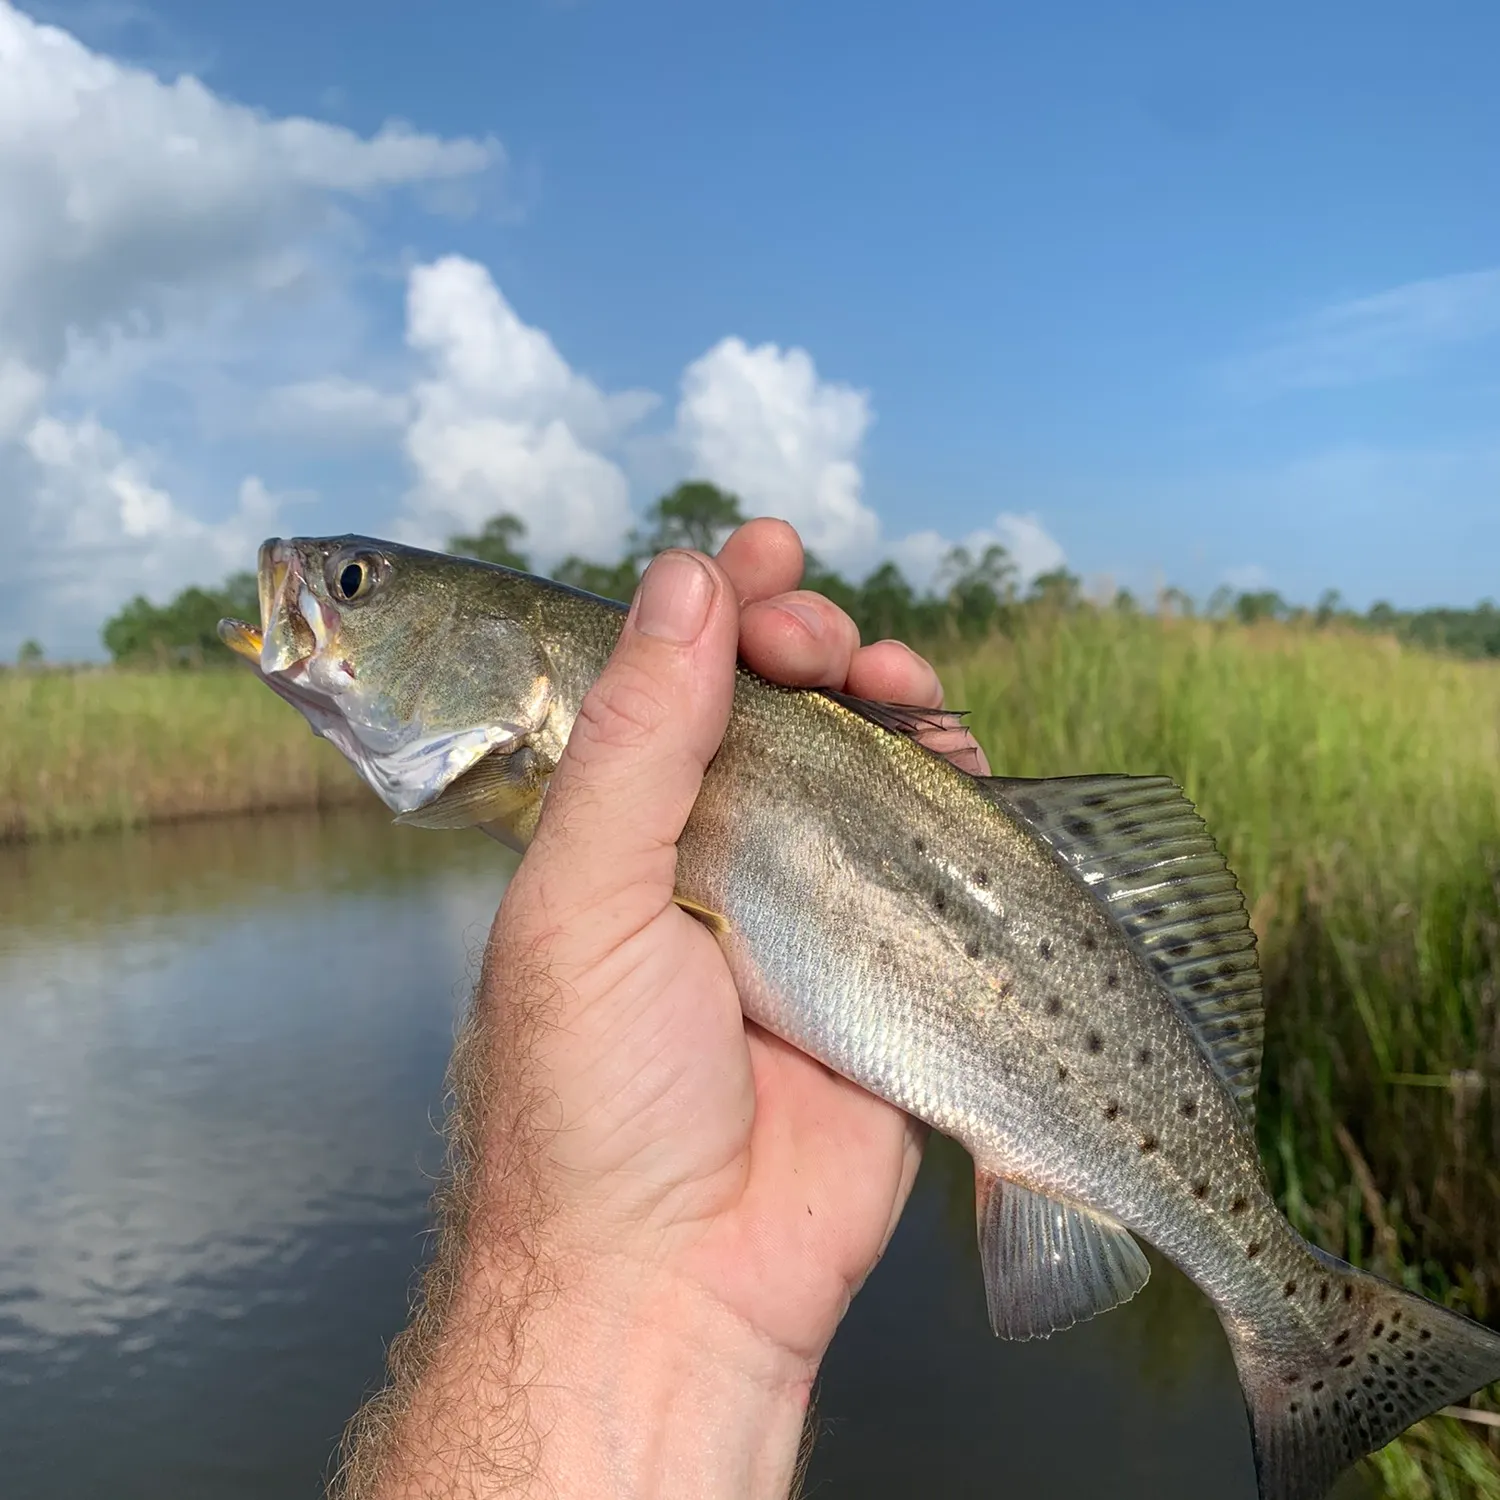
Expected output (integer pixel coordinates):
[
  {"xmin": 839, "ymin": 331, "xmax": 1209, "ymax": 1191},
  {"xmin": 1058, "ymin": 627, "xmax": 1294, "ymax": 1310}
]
[{"xmin": 219, "ymin": 535, "xmax": 554, "ymax": 817}]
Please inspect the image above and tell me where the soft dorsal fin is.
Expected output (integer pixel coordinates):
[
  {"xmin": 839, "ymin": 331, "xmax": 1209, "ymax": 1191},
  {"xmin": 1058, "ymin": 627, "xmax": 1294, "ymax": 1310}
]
[{"xmin": 979, "ymin": 774, "xmax": 1266, "ymax": 1124}]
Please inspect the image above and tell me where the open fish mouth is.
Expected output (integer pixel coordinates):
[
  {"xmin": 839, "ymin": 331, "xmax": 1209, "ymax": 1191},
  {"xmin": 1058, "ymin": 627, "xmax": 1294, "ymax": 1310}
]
[{"xmin": 217, "ymin": 537, "xmax": 530, "ymax": 817}]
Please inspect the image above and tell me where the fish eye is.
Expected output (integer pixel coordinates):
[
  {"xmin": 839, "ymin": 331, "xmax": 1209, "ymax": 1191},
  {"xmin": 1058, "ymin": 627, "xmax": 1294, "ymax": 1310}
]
[{"xmin": 329, "ymin": 552, "xmax": 382, "ymax": 604}]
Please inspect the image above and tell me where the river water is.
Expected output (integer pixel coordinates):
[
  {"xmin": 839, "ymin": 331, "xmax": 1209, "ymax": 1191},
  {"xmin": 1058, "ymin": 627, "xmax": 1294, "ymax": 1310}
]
[{"xmin": 0, "ymin": 809, "xmax": 1369, "ymax": 1498}]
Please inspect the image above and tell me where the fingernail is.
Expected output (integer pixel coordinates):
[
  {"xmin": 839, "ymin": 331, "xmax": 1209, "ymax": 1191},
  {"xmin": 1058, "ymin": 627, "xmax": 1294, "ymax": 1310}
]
[
  {"xmin": 633, "ymin": 551, "xmax": 714, "ymax": 643},
  {"xmin": 780, "ymin": 599, "xmax": 824, "ymax": 639}
]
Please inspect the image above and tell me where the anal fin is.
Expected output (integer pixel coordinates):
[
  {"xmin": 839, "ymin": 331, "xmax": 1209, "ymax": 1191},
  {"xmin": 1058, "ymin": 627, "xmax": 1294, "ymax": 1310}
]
[{"xmin": 975, "ymin": 1171, "xmax": 1150, "ymax": 1340}]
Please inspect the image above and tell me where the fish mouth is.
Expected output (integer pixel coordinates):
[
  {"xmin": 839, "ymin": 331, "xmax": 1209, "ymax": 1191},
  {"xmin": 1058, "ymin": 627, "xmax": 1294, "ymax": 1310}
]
[{"xmin": 218, "ymin": 536, "xmax": 524, "ymax": 817}]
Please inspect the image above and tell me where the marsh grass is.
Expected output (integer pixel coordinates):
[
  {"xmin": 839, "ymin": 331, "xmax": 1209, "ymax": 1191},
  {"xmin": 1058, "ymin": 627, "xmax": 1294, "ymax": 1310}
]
[
  {"xmin": 0, "ymin": 666, "xmax": 367, "ymax": 840},
  {"xmin": 939, "ymin": 609, "xmax": 1500, "ymax": 1494}
]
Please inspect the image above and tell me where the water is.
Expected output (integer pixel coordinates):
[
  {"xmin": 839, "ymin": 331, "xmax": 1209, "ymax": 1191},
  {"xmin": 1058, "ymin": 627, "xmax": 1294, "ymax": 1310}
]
[{"xmin": 0, "ymin": 810, "xmax": 1368, "ymax": 1498}]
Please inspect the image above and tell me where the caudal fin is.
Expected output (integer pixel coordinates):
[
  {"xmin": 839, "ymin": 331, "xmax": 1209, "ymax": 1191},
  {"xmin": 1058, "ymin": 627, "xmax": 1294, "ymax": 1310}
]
[{"xmin": 1226, "ymin": 1246, "xmax": 1500, "ymax": 1500}]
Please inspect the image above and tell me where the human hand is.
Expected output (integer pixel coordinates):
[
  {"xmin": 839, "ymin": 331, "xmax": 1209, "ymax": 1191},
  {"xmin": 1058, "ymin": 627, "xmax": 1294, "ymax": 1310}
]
[{"xmin": 353, "ymin": 519, "xmax": 986, "ymax": 1499}]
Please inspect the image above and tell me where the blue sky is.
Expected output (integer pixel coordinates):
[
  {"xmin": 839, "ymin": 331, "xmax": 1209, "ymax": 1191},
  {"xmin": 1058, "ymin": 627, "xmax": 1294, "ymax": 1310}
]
[{"xmin": 4, "ymin": 0, "xmax": 1498, "ymax": 656}]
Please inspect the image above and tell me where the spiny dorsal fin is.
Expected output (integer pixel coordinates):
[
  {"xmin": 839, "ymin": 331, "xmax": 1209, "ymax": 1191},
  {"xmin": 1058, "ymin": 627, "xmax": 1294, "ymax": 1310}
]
[
  {"xmin": 820, "ymin": 691, "xmax": 987, "ymax": 775},
  {"xmin": 975, "ymin": 1170, "xmax": 1150, "ymax": 1340},
  {"xmin": 980, "ymin": 773, "xmax": 1266, "ymax": 1124}
]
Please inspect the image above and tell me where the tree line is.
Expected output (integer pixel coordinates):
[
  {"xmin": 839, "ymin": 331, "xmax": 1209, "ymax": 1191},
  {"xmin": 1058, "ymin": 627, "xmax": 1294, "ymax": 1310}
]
[{"xmin": 82, "ymin": 481, "xmax": 1500, "ymax": 665}]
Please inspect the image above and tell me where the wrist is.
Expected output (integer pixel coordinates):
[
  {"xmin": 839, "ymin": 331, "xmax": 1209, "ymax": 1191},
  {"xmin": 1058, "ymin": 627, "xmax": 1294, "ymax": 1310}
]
[{"xmin": 513, "ymin": 1251, "xmax": 816, "ymax": 1499}]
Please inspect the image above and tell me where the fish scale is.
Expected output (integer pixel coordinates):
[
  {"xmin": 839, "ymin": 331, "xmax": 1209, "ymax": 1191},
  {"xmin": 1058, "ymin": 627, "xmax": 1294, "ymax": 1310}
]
[{"xmin": 221, "ymin": 534, "xmax": 1500, "ymax": 1500}]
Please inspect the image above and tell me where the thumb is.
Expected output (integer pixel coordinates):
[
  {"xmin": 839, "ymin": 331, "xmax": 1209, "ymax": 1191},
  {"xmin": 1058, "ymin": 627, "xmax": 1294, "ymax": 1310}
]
[{"xmin": 519, "ymin": 548, "xmax": 740, "ymax": 955}]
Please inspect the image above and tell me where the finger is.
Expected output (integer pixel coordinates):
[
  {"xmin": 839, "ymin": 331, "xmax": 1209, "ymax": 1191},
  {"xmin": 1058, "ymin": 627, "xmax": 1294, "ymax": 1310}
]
[
  {"xmin": 844, "ymin": 639, "xmax": 945, "ymax": 706},
  {"xmin": 715, "ymin": 518, "xmax": 804, "ymax": 604},
  {"xmin": 737, "ymin": 590, "xmax": 861, "ymax": 687},
  {"xmin": 520, "ymin": 550, "xmax": 740, "ymax": 954},
  {"xmin": 845, "ymin": 640, "xmax": 992, "ymax": 775}
]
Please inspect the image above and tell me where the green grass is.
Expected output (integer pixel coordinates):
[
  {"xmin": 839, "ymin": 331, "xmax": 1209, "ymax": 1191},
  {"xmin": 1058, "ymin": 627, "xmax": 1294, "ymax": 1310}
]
[
  {"xmin": 938, "ymin": 608, "xmax": 1500, "ymax": 1495},
  {"xmin": 1, "ymin": 666, "xmax": 367, "ymax": 840}
]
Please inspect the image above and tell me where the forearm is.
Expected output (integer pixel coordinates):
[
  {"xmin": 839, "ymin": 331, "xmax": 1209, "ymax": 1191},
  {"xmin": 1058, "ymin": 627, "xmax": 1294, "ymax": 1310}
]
[{"xmin": 334, "ymin": 1006, "xmax": 816, "ymax": 1500}]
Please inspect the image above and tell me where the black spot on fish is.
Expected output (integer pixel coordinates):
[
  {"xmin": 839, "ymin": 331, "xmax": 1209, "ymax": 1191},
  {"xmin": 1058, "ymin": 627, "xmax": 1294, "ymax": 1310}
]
[
  {"xmin": 1419, "ymin": 1328, "xmax": 1432, "ymax": 1341},
  {"xmin": 1056, "ymin": 1064, "xmax": 1069, "ymax": 1082},
  {"xmin": 1390, "ymin": 1311, "xmax": 1402, "ymax": 1324},
  {"xmin": 1139, "ymin": 1134, "xmax": 1159, "ymax": 1154},
  {"xmin": 1142, "ymin": 905, "xmax": 1167, "ymax": 922},
  {"xmin": 1246, "ymin": 1242, "xmax": 1263, "ymax": 1259},
  {"xmin": 1038, "ymin": 938, "xmax": 1053, "ymax": 959},
  {"xmin": 1387, "ymin": 1331, "xmax": 1400, "ymax": 1344},
  {"xmin": 1117, "ymin": 819, "xmax": 1143, "ymax": 836},
  {"xmin": 1046, "ymin": 996, "xmax": 1062, "ymax": 1016},
  {"xmin": 1372, "ymin": 1321, "xmax": 1384, "ymax": 1338},
  {"xmin": 1230, "ymin": 1196, "xmax": 1248, "ymax": 1214},
  {"xmin": 1343, "ymin": 1285, "xmax": 1354, "ymax": 1303},
  {"xmin": 974, "ymin": 867, "xmax": 989, "ymax": 886},
  {"xmin": 1312, "ymin": 1381, "xmax": 1325, "ymax": 1393},
  {"xmin": 933, "ymin": 890, "xmax": 947, "ymax": 912},
  {"xmin": 1066, "ymin": 816, "xmax": 1094, "ymax": 837},
  {"xmin": 1086, "ymin": 1030, "xmax": 1103, "ymax": 1053},
  {"xmin": 1014, "ymin": 796, "xmax": 1041, "ymax": 819},
  {"xmin": 1136, "ymin": 1046, "xmax": 1153, "ymax": 1066},
  {"xmin": 1334, "ymin": 1331, "xmax": 1350, "ymax": 1346},
  {"xmin": 1218, "ymin": 960, "xmax": 1241, "ymax": 978},
  {"xmin": 1319, "ymin": 1282, "xmax": 1330, "ymax": 1303},
  {"xmin": 965, "ymin": 937, "xmax": 981, "ymax": 959},
  {"xmin": 913, "ymin": 837, "xmax": 926, "ymax": 855},
  {"xmin": 1289, "ymin": 1402, "xmax": 1300, "ymax": 1414},
  {"xmin": 1284, "ymin": 1371, "xmax": 1300, "ymax": 1385},
  {"xmin": 1284, "ymin": 1281, "xmax": 1298, "ymax": 1298},
  {"xmin": 1167, "ymin": 943, "xmax": 1193, "ymax": 960},
  {"xmin": 1339, "ymin": 1355, "xmax": 1355, "ymax": 1368},
  {"xmin": 1082, "ymin": 932, "xmax": 1098, "ymax": 951},
  {"xmin": 1104, "ymin": 1101, "xmax": 1120, "ymax": 1120},
  {"xmin": 1192, "ymin": 976, "xmax": 1217, "ymax": 995},
  {"xmin": 1179, "ymin": 1097, "xmax": 1198, "ymax": 1118},
  {"xmin": 1191, "ymin": 1180, "xmax": 1209, "ymax": 1200},
  {"xmin": 1105, "ymin": 971, "xmax": 1120, "ymax": 988},
  {"xmin": 1082, "ymin": 794, "xmax": 1110, "ymax": 809}
]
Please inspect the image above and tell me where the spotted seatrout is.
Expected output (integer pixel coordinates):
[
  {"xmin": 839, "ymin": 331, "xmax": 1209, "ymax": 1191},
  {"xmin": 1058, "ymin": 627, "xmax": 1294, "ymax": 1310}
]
[{"xmin": 222, "ymin": 534, "xmax": 1500, "ymax": 1500}]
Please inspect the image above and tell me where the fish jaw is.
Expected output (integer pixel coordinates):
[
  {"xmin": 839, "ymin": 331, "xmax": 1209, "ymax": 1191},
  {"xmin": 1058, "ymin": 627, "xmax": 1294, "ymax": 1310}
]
[{"xmin": 219, "ymin": 537, "xmax": 532, "ymax": 816}]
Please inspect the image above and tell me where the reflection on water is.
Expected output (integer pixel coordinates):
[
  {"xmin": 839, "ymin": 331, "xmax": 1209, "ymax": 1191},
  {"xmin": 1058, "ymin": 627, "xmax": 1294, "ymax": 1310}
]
[{"xmin": 0, "ymin": 811, "xmax": 1368, "ymax": 1498}]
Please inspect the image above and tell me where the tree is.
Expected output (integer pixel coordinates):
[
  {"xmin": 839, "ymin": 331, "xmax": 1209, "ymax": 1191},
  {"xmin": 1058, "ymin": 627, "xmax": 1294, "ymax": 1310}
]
[
  {"xmin": 553, "ymin": 555, "xmax": 641, "ymax": 604},
  {"xmin": 447, "ymin": 514, "xmax": 530, "ymax": 570},
  {"xmin": 16, "ymin": 639, "xmax": 43, "ymax": 668},
  {"xmin": 631, "ymin": 481, "xmax": 745, "ymax": 558},
  {"xmin": 102, "ymin": 571, "xmax": 260, "ymax": 666},
  {"xmin": 1028, "ymin": 567, "xmax": 1083, "ymax": 610},
  {"xmin": 1233, "ymin": 590, "xmax": 1287, "ymax": 625},
  {"xmin": 937, "ymin": 543, "xmax": 1016, "ymax": 637}
]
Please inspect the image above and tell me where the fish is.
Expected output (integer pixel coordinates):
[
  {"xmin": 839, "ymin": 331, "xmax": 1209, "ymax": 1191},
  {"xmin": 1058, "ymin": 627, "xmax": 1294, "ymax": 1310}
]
[{"xmin": 221, "ymin": 533, "xmax": 1500, "ymax": 1500}]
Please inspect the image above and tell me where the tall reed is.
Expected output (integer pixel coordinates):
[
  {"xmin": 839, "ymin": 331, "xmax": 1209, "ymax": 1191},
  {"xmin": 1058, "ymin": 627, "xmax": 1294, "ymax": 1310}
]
[{"xmin": 939, "ymin": 609, "xmax": 1500, "ymax": 1494}]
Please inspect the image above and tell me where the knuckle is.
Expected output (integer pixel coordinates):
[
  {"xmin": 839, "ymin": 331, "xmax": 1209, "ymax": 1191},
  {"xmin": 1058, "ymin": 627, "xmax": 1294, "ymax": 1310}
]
[{"xmin": 574, "ymin": 662, "xmax": 673, "ymax": 760}]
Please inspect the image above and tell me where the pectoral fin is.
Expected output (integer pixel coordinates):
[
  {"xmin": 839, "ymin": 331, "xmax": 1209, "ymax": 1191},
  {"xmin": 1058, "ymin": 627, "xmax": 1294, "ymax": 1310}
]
[
  {"xmin": 394, "ymin": 745, "xmax": 551, "ymax": 844},
  {"xmin": 975, "ymin": 1170, "xmax": 1150, "ymax": 1340},
  {"xmin": 673, "ymin": 896, "xmax": 731, "ymax": 937}
]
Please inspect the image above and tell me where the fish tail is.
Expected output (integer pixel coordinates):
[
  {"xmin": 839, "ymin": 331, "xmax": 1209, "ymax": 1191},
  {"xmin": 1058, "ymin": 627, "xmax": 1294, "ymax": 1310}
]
[{"xmin": 1225, "ymin": 1243, "xmax": 1500, "ymax": 1500}]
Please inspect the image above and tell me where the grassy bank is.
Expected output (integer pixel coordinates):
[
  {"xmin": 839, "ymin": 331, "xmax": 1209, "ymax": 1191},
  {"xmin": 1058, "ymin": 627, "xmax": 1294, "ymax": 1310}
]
[
  {"xmin": 938, "ymin": 611, "xmax": 1500, "ymax": 1496},
  {"xmin": 7, "ymin": 617, "xmax": 1499, "ymax": 1492},
  {"xmin": 1, "ymin": 666, "xmax": 367, "ymax": 841}
]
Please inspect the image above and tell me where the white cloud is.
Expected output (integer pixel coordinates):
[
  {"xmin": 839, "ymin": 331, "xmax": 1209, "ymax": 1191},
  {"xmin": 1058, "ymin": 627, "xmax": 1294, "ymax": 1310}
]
[
  {"xmin": 675, "ymin": 336, "xmax": 880, "ymax": 569},
  {"xmin": 891, "ymin": 511, "xmax": 1067, "ymax": 593},
  {"xmin": 0, "ymin": 0, "xmax": 499, "ymax": 656},
  {"xmin": 1222, "ymin": 562, "xmax": 1270, "ymax": 592},
  {"xmin": 397, "ymin": 256, "xmax": 651, "ymax": 561},
  {"xmin": 257, "ymin": 376, "xmax": 411, "ymax": 443},
  {"xmin": 0, "ymin": 0, "xmax": 499, "ymax": 378},
  {"xmin": 1229, "ymin": 266, "xmax": 1500, "ymax": 394},
  {"xmin": 16, "ymin": 414, "xmax": 283, "ymax": 639}
]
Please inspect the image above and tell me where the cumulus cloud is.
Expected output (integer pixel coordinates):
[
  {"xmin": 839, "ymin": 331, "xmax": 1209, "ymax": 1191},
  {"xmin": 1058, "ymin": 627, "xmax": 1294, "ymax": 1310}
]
[
  {"xmin": 397, "ymin": 256, "xmax": 653, "ymax": 561},
  {"xmin": 675, "ymin": 337, "xmax": 881, "ymax": 569},
  {"xmin": 257, "ymin": 376, "xmax": 411, "ymax": 444},
  {"xmin": 0, "ymin": 0, "xmax": 498, "ymax": 656},
  {"xmin": 892, "ymin": 510, "xmax": 1067, "ymax": 593}
]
